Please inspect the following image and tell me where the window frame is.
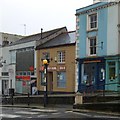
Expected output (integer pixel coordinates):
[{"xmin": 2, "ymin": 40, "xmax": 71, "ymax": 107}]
[
  {"xmin": 57, "ymin": 51, "xmax": 65, "ymax": 64},
  {"xmin": 57, "ymin": 72, "xmax": 66, "ymax": 88},
  {"xmin": 87, "ymin": 12, "xmax": 98, "ymax": 31},
  {"xmin": 88, "ymin": 37, "xmax": 97, "ymax": 56}
]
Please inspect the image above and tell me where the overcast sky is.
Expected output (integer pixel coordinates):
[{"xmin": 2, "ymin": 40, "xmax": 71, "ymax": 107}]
[{"xmin": 0, "ymin": 0, "xmax": 93, "ymax": 35}]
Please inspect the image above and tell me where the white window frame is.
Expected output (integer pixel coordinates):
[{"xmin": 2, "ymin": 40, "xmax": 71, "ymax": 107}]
[
  {"xmin": 87, "ymin": 37, "xmax": 97, "ymax": 56},
  {"xmin": 87, "ymin": 12, "xmax": 98, "ymax": 31},
  {"xmin": 57, "ymin": 51, "xmax": 65, "ymax": 64}
]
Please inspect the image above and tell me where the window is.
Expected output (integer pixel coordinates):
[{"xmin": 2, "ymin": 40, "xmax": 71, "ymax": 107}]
[
  {"xmin": 88, "ymin": 13, "xmax": 97, "ymax": 30},
  {"xmin": 88, "ymin": 37, "xmax": 97, "ymax": 56},
  {"xmin": 10, "ymin": 50, "xmax": 16, "ymax": 64},
  {"xmin": 108, "ymin": 62, "xmax": 115, "ymax": 80},
  {"xmin": 57, "ymin": 72, "xmax": 66, "ymax": 88},
  {"xmin": 2, "ymin": 72, "xmax": 9, "ymax": 76},
  {"xmin": 57, "ymin": 51, "xmax": 65, "ymax": 63}
]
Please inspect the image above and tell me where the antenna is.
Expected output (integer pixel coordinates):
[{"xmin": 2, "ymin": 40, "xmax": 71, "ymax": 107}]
[
  {"xmin": 21, "ymin": 24, "xmax": 26, "ymax": 35},
  {"xmin": 23, "ymin": 24, "xmax": 26, "ymax": 35}
]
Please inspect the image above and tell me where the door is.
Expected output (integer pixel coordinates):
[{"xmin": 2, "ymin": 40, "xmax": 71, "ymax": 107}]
[
  {"xmin": 2, "ymin": 80, "xmax": 9, "ymax": 95},
  {"xmin": 98, "ymin": 63, "xmax": 105, "ymax": 90},
  {"xmin": 48, "ymin": 72, "xmax": 53, "ymax": 92},
  {"xmin": 106, "ymin": 61, "xmax": 118, "ymax": 91}
]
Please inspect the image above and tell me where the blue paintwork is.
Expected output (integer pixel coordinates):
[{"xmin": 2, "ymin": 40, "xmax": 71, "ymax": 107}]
[
  {"xmin": 97, "ymin": 8, "xmax": 108, "ymax": 56},
  {"xmin": 76, "ymin": 2, "xmax": 108, "ymax": 14},
  {"xmin": 79, "ymin": 14, "xmax": 87, "ymax": 58}
]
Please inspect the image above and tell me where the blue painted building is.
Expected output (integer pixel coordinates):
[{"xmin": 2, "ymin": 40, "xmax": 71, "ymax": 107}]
[{"xmin": 76, "ymin": 2, "xmax": 120, "ymax": 93}]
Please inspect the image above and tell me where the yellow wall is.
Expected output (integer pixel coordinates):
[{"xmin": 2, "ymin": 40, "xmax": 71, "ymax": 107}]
[{"xmin": 36, "ymin": 45, "xmax": 75, "ymax": 93}]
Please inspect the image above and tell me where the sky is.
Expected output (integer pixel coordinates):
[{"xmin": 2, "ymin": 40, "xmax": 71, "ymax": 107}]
[{"xmin": 0, "ymin": 0, "xmax": 93, "ymax": 36}]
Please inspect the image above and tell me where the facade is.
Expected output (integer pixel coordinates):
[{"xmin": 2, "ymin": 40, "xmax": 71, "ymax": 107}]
[
  {"xmin": 0, "ymin": 33, "xmax": 23, "ymax": 95},
  {"xmin": 36, "ymin": 31, "xmax": 76, "ymax": 93},
  {"xmin": 0, "ymin": 27, "xmax": 67, "ymax": 95},
  {"xmin": 76, "ymin": 2, "xmax": 120, "ymax": 93}
]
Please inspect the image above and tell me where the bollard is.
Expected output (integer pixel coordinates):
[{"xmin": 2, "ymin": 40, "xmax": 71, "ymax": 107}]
[{"xmin": 75, "ymin": 92, "xmax": 83, "ymax": 105}]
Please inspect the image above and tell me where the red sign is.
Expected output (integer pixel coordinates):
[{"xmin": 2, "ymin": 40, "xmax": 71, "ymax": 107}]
[
  {"xmin": 29, "ymin": 66, "xmax": 34, "ymax": 71},
  {"xmin": 16, "ymin": 76, "xmax": 30, "ymax": 80}
]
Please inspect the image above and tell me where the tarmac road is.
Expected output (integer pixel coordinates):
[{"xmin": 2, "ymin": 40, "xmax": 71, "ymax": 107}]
[{"xmin": 0, "ymin": 106, "xmax": 120, "ymax": 119}]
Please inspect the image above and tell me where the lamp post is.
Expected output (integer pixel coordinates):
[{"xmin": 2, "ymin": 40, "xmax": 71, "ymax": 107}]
[{"xmin": 42, "ymin": 59, "xmax": 48, "ymax": 107}]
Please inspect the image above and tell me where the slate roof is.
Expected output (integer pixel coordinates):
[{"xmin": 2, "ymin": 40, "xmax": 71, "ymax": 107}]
[
  {"xmin": 36, "ymin": 31, "xmax": 75, "ymax": 50},
  {"xmin": 9, "ymin": 27, "xmax": 67, "ymax": 46}
]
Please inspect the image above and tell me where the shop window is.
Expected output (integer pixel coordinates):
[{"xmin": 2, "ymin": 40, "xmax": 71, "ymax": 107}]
[
  {"xmin": 82, "ymin": 63, "xmax": 96, "ymax": 85},
  {"xmin": 57, "ymin": 72, "xmax": 66, "ymax": 88},
  {"xmin": 108, "ymin": 62, "xmax": 115, "ymax": 80}
]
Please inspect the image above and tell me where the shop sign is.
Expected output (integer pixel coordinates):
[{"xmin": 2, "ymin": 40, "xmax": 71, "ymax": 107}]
[
  {"xmin": 59, "ymin": 66, "xmax": 66, "ymax": 71},
  {"xmin": 84, "ymin": 60, "xmax": 101, "ymax": 63},
  {"xmin": 16, "ymin": 76, "xmax": 30, "ymax": 80},
  {"xmin": 48, "ymin": 66, "xmax": 57, "ymax": 71}
]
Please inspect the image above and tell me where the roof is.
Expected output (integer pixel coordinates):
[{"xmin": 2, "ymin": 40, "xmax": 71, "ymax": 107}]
[
  {"xmin": 9, "ymin": 27, "xmax": 67, "ymax": 46},
  {"xmin": 76, "ymin": 2, "xmax": 110, "ymax": 15},
  {"xmin": 36, "ymin": 31, "xmax": 75, "ymax": 50}
]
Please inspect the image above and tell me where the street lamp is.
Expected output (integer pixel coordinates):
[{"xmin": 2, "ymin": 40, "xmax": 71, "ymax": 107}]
[{"xmin": 42, "ymin": 59, "xmax": 48, "ymax": 107}]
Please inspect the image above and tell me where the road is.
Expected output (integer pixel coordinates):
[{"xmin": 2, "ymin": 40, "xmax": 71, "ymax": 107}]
[{"xmin": 0, "ymin": 106, "xmax": 120, "ymax": 119}]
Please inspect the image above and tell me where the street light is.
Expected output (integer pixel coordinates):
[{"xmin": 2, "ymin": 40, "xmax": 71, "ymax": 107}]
[{"xmin": 42, "ymin": 59, "xmax": 48, "ymax": 107}]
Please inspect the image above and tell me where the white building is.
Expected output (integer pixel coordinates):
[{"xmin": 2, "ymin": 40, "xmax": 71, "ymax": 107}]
[{"xmin": 0, "ymin": 32, "xmax": 23, "ymax": 95}]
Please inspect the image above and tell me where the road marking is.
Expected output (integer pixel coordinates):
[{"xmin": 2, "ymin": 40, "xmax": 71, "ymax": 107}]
[
  {"xmin": 31, "ymin": 109, "xmax": 58, "ymax": 113},
  {"xmin": 37, "ymin": 114, "xmax": 48, "ymax": 117},
  {"xmin": 94, "ymin": 115, "xmax": 120, "ymax": 119},
  {"xmin": 15, "ymin": 111, "xmax": 39, "ymax": 115},
  {"xmin": 65, "ymin": 111, "xmax": 91, "ymax": 117},
  {"xmin": 0, "ymin": 114, "xmax": 20, "ymax": 118}
]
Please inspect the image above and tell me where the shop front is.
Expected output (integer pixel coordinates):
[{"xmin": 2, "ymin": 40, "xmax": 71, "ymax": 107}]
[
  {"xmin": 39, "ymin": 65, "xmax": 67, "ymax": 93},
  {"xmin": 78, "ymin": 57, "xmax": 105, "ymax": 93},
  {"xmin": 105, "ymin": 56, "xmax": 120, "ymax": 92}
]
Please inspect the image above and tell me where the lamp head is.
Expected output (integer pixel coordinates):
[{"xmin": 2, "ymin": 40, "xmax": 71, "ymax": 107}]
[{"xmin": 43, "ymin": 59, "xmax": 48, "ymax": 65}]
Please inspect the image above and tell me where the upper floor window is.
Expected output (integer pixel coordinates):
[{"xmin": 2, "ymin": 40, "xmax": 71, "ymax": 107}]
[
  {"xmin": 10, "ymin": 50, "xmax": 16, "ymax": 64},
  {"xmin": 57, "ymin": 51, "xmax": 65, "ymax": 63},
  {"xmin": 88, "ymin": 13, "xmax": 97, "ymax": 30},
  {"xmin": 88, "ymin": 37, "xmax": 97, "ymax": 56}
]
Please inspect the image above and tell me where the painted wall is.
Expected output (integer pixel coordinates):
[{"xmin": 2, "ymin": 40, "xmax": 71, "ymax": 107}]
[
  {"xmin": 79, "ymin": 14, "xmax": 87, "ymax": 58},
  {"xmin": 78, "ymin": 7, "xmax": 108, "ymax": 58},
  {"xmin": 37, "ymin": 45, "xmax": 75, "ymax": 93},
  {"xmin": 107, "ymin": 5, "xmax": 118, "ymax": 55},
  {"xmin": 77, "ymin": 3, "xmax": 119, "ymax": 59}
]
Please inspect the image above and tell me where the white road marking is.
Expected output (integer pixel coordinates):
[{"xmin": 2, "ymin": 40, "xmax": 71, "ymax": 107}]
[
  {"xmin": 15, "ymin": 111, "xmax": 39, "ymax": 115},
  {"xmin": 94, "ymin": 115, "xmax": 120, "ymax": 119},
  {"xmin": 37, "ymin": 114, "xmax": 48, "ymax": 117},
  {"xmin": 31, "ymin": 109, "xmax": 57, "ymax": 113},
  {"xmin": 65, "ymin": 111, "xmax": 91, "ymax": 117},
  {"xmin": 0, "ymin": 114, "xmax": 21, "ymax": 118}
]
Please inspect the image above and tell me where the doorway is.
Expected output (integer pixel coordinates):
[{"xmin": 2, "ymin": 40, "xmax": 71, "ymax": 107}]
[
  {"xmin": 48, "ymin": 72, "xmax": 53, "ymax": 92},
  {"xmin": 2, "ymin": 80, "xmax": 9, "ymax": 95}
]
